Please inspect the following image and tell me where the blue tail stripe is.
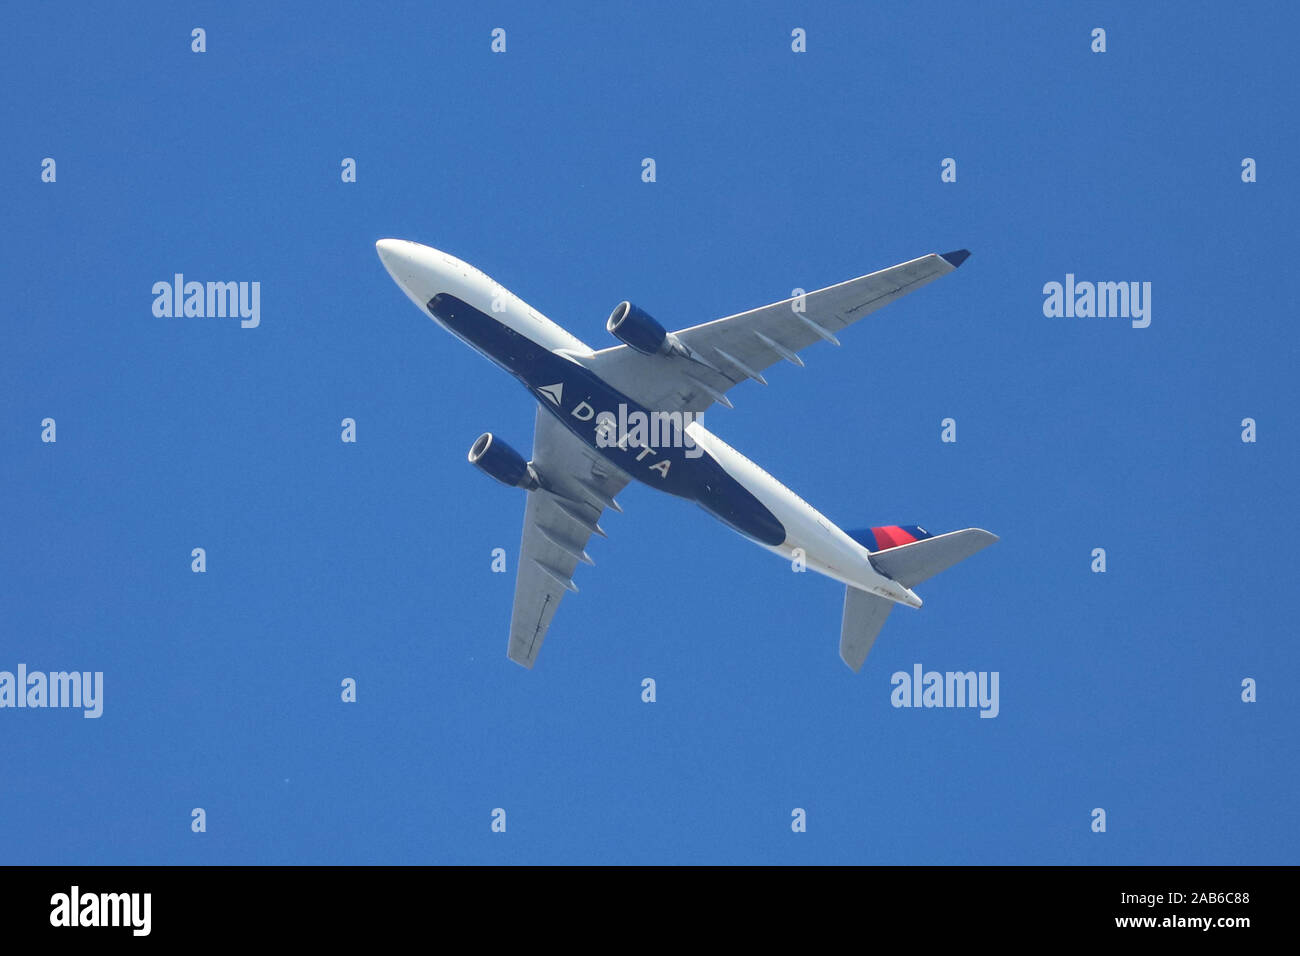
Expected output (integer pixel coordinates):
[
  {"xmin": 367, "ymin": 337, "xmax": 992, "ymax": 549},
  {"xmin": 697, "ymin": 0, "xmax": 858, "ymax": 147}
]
[{"xmin": 847, "ymin": 526, "xmax": 935, "ymax": 552}]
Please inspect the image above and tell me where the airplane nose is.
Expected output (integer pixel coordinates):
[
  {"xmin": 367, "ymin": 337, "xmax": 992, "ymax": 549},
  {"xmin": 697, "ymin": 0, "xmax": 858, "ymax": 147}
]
[
  {"xmin": 376, "ymin": 238, "xmax": 427, "ymax": 294},
  {"xmin": 376, "ymin": 238, "xmax": 443, "ymax": 310},
  {"xmin": 375, "ymin": 238, "xmax": 406, "ymax": 275}
]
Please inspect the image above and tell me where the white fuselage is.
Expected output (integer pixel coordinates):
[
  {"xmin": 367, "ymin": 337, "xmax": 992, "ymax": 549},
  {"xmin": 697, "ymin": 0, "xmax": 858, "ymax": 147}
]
[{"xmin": 376, "ymin": 239, "xmax": 921, "ymax": 609}]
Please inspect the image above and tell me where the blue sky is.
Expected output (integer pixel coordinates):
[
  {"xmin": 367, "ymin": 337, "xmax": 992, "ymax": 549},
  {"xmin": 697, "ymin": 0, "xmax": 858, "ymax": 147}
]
[{"xmin": 2, "ymin": 1, "xmax": 1296, "ymax": 864}]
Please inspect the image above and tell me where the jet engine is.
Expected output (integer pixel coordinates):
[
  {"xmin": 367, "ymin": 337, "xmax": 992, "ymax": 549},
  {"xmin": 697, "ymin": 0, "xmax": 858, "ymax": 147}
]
[
  {"xmin": 606, "ymin": 301, "xmax": 681, "ymax": 356},
  {"xmin": 468, "ymin": 432, "xmax": 537, "ymax": 489}
]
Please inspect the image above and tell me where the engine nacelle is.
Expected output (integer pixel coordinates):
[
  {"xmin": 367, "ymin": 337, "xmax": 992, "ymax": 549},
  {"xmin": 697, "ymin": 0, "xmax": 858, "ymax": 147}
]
[
  {"xmin": 468, "ymin": 432, "xmax": 537, "ymax": 489},
  {"xmin": 606, "ymin": 301, "xmax": 674, "ymax": 355}
]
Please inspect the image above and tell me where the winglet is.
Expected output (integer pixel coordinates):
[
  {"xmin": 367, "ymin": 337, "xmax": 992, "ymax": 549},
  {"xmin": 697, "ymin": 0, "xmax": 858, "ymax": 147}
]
[{"xmin": 940, "ymin": 249, "xmax": 971, "ymax": 269}]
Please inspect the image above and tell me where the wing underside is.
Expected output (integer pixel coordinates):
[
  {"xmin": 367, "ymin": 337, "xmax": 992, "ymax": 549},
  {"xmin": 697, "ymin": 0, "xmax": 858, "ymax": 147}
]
[
  {"xmin": 507, "ymin": 408, "xmax": 630, "ymax": 667},
  {"xmin": 579, "ymin": 250, "xmax": 968, "ymax": 413}
]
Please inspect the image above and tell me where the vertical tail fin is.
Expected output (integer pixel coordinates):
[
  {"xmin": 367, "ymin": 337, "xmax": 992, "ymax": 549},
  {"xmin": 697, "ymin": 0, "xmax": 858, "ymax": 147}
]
[
  {"xmin": 839, "ymin": 528, "xmax": 998, "ymax": 671},
  {"xmin": 839, "ymin": 587, "xmax": 895, "ymax": 673}
]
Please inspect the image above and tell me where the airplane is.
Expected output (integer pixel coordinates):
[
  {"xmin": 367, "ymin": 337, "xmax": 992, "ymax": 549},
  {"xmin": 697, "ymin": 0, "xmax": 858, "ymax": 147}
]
[{"xmin": 375, "ymin": 239, "xmax": 997, "ymax": 672}]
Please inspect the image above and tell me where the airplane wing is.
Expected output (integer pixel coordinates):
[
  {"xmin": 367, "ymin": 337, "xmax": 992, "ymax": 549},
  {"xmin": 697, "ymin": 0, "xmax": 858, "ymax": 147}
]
[
  {"xmin": 579, "ymin": 250, "xmax": 969, "ymax": 413},
  {"xmin": 507, "ymin": 406, "xmax": 631, "ymax": 668}
]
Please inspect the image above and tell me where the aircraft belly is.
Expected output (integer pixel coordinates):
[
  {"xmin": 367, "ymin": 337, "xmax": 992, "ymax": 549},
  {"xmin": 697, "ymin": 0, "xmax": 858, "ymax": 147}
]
[{"xmin": 426, "ymin": 293, "xmax": 785, "ymax": 545}]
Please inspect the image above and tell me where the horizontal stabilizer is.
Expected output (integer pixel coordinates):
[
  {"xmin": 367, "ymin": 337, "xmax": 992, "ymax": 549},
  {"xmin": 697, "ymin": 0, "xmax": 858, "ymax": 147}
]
[
  {"xmin": 869, "ymin": 529, "xmax": 998, "ymax": 589},
  {"xmin": 840, "ymin": 587, "xmax": 894, "ymax": 672}
]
